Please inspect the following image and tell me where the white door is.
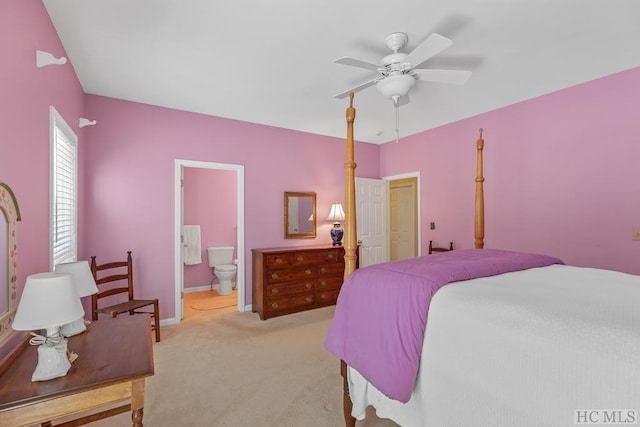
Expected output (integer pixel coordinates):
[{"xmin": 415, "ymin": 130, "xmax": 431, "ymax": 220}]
[{"xmin": 355, "ymin": 177, "xmax": 389, "ymax": 267}]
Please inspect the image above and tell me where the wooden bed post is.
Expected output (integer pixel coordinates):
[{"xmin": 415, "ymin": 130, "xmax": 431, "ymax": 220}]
[
  {"xmin": 341, "ymin": 93, "xmax": 358, "ymax": 427},
  {"xmin": 475, "ymin": 128, "xmax": 485, "ymax": 249},
  {"xmin": 343, "ymin": 93, "xmax": 358, "ymax": 279}
]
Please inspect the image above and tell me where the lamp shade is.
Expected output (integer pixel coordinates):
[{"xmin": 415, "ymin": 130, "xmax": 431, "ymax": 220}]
[
  {"xmin": 12, "ymin": 273, "xmax": 84, "ymax": 332},
  {"xmin": 376, "ymin": 74, "xmax": 416, "ymax": 100},
  {"xmin": 327, "ymin": 203, "xmax": 345, "ymax": 222},
  {"xmin": 55, "ymin": 260, "xmax": 98, "ymax": 297}
]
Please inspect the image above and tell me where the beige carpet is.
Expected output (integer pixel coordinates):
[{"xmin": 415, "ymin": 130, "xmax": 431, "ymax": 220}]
[{"xmin": 84, "ymin": 294, "xmax": 399, "ymax": 427}]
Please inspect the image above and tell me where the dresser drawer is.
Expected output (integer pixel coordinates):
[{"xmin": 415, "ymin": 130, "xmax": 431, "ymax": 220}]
[
  {"xmin": 317, "ymin": 262, "xmax": 344, "ymax": 276},
  {"xmin": 266, "ymin": 280, "xmax": 315, "ymax": 299},
  {"xmin": 266, "ymin": 294, "xmax": 315, "ymax": 313},
  {"xmin": 291, "ymin": 249, "xmax": 339, "ymax": 265},
  {"xmin": 265, "ymin": 253, "xmax": 291, "ymax": 268},
  {"xmin": 316, "ymin": 290, "xmax": 340, "ymax": 307},
  {"xmin": 267, "ymin": 266, "xmax": 316, "ymax": 284},
  {"xmin": 317, "ymin": 275, "xmax": 342, "ymax": 292}
]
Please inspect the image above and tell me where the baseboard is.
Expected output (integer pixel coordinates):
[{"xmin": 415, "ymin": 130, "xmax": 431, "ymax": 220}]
[
  {"xmin": 183, "ymin": 285, "xmax": 217, "ymax": 293},
  {"xmin": 183, "ymin": 283, "xmax": 237, "ymax": 293}
]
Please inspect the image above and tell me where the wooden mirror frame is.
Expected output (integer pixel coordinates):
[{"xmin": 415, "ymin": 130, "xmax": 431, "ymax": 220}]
[
  {"xmin": 0, "ymin": 182, "xmax": 20, "ymax": 347},
  {"xmin": 284, "ymin": 192, "xmax": 316, "ymax": 239}
]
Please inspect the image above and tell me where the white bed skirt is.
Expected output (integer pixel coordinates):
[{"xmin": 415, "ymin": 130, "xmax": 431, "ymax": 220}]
[{"xmin": 349, "ymin": 265, "xmax": 640, "ymax": 426}]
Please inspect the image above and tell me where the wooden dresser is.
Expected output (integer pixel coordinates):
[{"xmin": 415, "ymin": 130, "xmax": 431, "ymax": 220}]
[{"xmin": 252, "ymin": 245, "xmax": 346, "ymax": 320}]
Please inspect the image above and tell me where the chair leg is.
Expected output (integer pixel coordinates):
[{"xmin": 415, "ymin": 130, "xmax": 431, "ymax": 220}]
[{"xmin": 153, "ymin": 299, "xmax": 161, "ymax": 342}]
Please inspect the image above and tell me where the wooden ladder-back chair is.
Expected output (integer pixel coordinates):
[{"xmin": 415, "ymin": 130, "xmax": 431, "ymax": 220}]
[
  {"xmin": 90, "ymin": 251, "xmax": 160, "ymax": 342},
  {"xmin": 428, "ymin": 240, "xmax": 454, "ymax": 254}
]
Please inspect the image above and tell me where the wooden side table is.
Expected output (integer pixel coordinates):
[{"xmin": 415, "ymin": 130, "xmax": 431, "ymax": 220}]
[{"xmin": 0, "ymin": 314, "xmax": 154, "ymax": 427}]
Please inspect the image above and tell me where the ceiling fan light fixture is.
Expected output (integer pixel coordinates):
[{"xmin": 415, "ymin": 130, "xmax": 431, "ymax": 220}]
[{"xmin": 376, "ymin": 74, "xmax": 416, "ymax": 100}]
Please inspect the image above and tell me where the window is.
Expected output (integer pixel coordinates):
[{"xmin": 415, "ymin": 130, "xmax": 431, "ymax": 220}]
[{"xmin": 50, "ymin": 106, "xmax": 78, "ymax": 269}]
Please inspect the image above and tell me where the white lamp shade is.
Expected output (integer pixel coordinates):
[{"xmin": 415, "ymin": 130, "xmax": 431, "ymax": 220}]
[
  {"xmin": 55, "ymin": 260, "xmax": 99, "ymax": 297},
  {"xmin": 327, "ymin": 203, "xmax": 345, "ymax": 222},
  {"xmin": 12, "ymin": 273, "xmax": 85, "ymax": 332},
  {"xmin": 376, "ymin": 74, "xmax": 416, "ymax": 100}
]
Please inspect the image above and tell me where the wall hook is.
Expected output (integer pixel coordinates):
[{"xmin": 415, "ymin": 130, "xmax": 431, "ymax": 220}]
[
  {"xmin": 79, "ymin": 118, "xmax": 97, "ymax": 128},
  {"xmin": 36, "ymin": 50, "xmax": 67, "ymax": 68}
]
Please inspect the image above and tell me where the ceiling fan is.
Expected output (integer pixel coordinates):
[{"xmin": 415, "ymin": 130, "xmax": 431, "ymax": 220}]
[{"xmin": 334, "ymin": 32, "xmax": 471, "ymax": 107}]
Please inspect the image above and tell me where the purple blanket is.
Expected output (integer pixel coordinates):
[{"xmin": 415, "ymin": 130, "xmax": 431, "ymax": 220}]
[{"xmin": 324, "ymin": 249, "xmax": 563, "ymax": 403}]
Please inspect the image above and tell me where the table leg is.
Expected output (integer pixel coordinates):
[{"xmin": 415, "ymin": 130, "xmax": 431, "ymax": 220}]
[{"xmin": 131, "ymin": 379, "xmax": 146, "ymax": 427}]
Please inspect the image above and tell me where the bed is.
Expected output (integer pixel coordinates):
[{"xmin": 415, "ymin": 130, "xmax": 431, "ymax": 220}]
[{"xmin": 325, "ymin": 94, "xmax": 640, "ymax": 426}]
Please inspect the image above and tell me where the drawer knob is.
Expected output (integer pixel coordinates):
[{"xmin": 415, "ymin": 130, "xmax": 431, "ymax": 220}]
[
  {"xmin": 320, "ymin": 281, "xmax": 327, "ymax": 287},
  {"xmin": 305, "ymin": 269, "xmax": 311, "ymax": 275},
  {"xmin": 271, "ymin": 288, "xmax": 279, "ymax": 294},
  {"xmin": 321, "ymin": 294, "xmax": 328, "ymax": 300},
  {"xmin": 327, "ymin": 254, "xmax": 334, "ymax": 259},
  {"xmin": 305, "ymin": 283, "xmax": 312, "ymax": 289},
  {"xmin": 275, "ymin": 257, "xmax": 283, "ymax": 264},
  {"xmin": 297, "ymin": 256, "xmax": 304, "ymax": 262},
  {"xmin": 305, "ymin": 297, "xmax": 312, "ymax": 303},
  {"xmin": 271, "ymin": 273, "xmax": 279, "ymax": 279},
  {"xmin": 271, "ymin": 302, "xmax": 279, "ymax": 308},
  {"xmin": 320, "ymin": 267, "xmax": 327, "ymax": 273}
]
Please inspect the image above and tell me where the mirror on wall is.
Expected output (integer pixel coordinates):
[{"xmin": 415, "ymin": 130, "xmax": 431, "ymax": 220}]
[
  {"xmin": 284, "ymin": 192, "xmax": 316, "ymax": 239},
  {"xmin": 0, "ymin": 182, "xmax": 20, "ymax": 347}
]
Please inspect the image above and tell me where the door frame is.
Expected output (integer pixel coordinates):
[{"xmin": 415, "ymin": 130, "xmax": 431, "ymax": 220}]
[
  {"xmin": 174, "ymin": 159, "xmax": 246, "ymax": 322},
  {"xmin": 383, "ymin": 171, "xmax": 422, "ymax": 256}
]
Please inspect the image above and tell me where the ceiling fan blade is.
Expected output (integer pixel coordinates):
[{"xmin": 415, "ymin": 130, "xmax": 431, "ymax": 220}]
[
  {"xmin": 334, "ymin": 56, "xmax": 381, "ymax": 71},
  {"xmin": 406, "ymin": 33, "xmax": 453, "ymax": 68},
  {"xmin": 334, "ymin": 78, "xmax": 379, "ymax": 99},
  {"xmin": 417, "ymin": 69, "xmax": 471, "ymax": 85}
]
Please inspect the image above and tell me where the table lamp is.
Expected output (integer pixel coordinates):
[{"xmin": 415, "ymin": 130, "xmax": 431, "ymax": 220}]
[
  {"xmin": 327, "ymin": 203, "xmax": 345, "ymax": 246},
  {"xmin": 12, "ymin": 272, "xmax": 84, "ymax": 381},
  {"xmin": 55, "ymin": 261, "xmax": 99, "ymax": 337}
]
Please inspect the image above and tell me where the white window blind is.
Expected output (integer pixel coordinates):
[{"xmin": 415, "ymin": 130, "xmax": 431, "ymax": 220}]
[{"xmin": 50, "ymin": 106, "xmax": 78, "ymax": 268}]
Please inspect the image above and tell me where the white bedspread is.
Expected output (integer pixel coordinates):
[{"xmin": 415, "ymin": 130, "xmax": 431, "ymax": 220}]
[{"xmin": 349, "ymin": 264, "xmax": 640, "ymax": 426}]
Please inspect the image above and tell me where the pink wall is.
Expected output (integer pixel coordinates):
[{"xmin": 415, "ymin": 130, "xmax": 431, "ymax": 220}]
[
  {"xmin": 6, "ymin": 0, "xmax": 640, "ymax": 327},
  {"xmin": 183, "ymin": 167, "xmax": 237, "ymax": 289},
  {"xmin": 81, "ymin": 95, "xmax": 380, "ymax": 319},
  {"xmin": 1, "ymin": 1, "xmax": 85, "ymax": 295},
  {"xmin": 2, "ymin": 1, "xmax": 380, "ymax": 322},
  {"xmin": 381, "ymin": 66, "xmax": 640, "ymax": 275}
]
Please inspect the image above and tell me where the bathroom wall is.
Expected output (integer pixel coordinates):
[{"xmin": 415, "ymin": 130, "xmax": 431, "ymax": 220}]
[{"xmin": 183, "ymin": 167, "xmax": 237, "ymax": 289}]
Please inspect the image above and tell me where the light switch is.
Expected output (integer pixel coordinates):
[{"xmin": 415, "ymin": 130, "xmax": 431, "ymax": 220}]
[{"xmin": 632, "ymin": 227, "xmax": 640, "ymax": 241}]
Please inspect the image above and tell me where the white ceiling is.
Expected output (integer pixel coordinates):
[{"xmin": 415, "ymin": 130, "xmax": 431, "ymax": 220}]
[{"xmin": 42, "ymin": 0, "xmax": 640, "ymax": 144}]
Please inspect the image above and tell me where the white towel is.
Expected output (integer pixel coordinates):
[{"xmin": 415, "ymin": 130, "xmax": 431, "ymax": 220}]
[{"xmin": 183, "ymin": 225, "xmax": 202, "ymax": 265}]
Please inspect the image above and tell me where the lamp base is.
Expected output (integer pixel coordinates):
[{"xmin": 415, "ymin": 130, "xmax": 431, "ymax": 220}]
[
  {"xmin": 330, "ymin": 223, "xmax": 344, "ymax": 246},
  {"xmin": 32, "ymin": 340, "xmax": 71, "ymax": 382},
  {"xmin": 61, "ymin": 317, "xmax": 88, "ymax": 337}
]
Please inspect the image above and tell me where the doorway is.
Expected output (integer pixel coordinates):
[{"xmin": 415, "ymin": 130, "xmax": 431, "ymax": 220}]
[
  {"xmin": 355, "ymin": 172, "xmax": 421, "ymax": 267},
  {"xmin": 389, "ymin": 177, "xmax": 418, "ymax": 260},
  {"xmin": 174, "ymin": 160, "xmax": 245, "ymax": 322},
  {"xmin": 385, "ymin": 172, "xmax": 420, "ymax": 260}
]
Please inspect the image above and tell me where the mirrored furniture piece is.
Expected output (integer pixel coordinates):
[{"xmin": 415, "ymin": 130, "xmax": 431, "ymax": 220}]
[
  {"xmin": 0, "ymin": 182, "xmax": 20, "ymax": 349},
  {"xmin": 284, "ymin": 192, "xmax": 316, "ymax": 239}
]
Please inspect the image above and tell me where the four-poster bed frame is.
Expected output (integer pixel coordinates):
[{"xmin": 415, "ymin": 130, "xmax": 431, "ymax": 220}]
[
  {"xmin": 338, "ymin": 93, "xmax": 486, "ymax": 426},
  {"xmin": 330, "ymin": 94, "xmax": 640, "ymax": 427}
]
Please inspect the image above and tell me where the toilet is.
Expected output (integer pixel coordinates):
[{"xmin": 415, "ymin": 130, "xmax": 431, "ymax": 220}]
[{"xmin": 207, "ymin": 246, "xmax": 237, "ymax": 296}]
